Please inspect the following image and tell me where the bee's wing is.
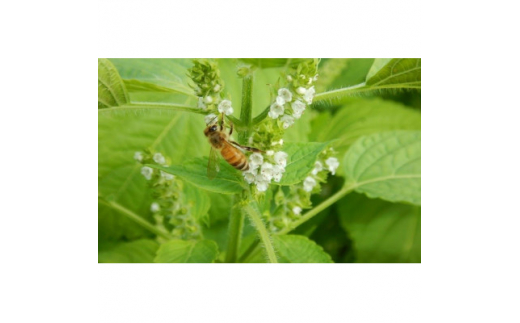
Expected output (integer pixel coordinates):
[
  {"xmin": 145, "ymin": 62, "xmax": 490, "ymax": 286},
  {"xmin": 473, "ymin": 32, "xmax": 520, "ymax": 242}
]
[{"xmin": 207, "ymin": 147, "xmax": 220, "ymax": 180}]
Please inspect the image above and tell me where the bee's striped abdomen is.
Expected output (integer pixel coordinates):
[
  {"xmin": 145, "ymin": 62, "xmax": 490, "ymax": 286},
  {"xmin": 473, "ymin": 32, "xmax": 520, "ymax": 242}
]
[{"xmin": 221, "ymin": 144, "xmax": 249, "ymax": 171}]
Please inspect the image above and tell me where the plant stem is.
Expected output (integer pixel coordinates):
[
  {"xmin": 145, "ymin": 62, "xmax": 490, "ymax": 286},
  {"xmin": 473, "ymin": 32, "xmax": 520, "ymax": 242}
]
[
  {"xmin": 239, "ymin": 184, "xmax": 355, "ymax": 262},
  {"xmin": 99, "ymin": 199, "xmax": 172, "ymax": 240},
  {"xmin": 225, "ymin": 197, "xmax": 245, "ymax": 263},
  {"xmin": 238, "ymin": 73, "xmax": 254, "ymax": 144},
  {"xmin": 252, "ymin": 104, "xmax": 269, "ymax": 125},
  {"xmin": 244, "ymin": 202, "xmax": 278, "ymax": 263}
]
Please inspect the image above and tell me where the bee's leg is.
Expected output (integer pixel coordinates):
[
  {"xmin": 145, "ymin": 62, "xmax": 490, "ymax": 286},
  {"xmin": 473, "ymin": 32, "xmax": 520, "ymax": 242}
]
[
  {"xmin": 219, "ymin": 113, "xmax": 225, "ymax": 131},
  {"xmin": 229, "ymin": 122, "xmax": 233, "ymax": 136},
  {"xmin": 230, "ymin": 141, "xmax": 264, "ymax": 153}
]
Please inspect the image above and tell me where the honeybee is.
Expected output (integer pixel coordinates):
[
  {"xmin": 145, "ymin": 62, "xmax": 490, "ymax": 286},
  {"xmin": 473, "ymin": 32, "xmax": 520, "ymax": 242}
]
[{"xmin": 204, "ymin": 114, "xmax": 263, "ymax": 180}]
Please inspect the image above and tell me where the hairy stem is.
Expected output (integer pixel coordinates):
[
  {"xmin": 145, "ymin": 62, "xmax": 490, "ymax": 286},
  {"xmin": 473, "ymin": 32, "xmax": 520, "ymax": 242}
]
[
  {"xmin": 238, "ymin": 73, "xmax": 254, "ymax": 144},
  {"xmin": 244, "ymin": 201, "xmax": 278, "ymax": 263},
  {"xmin": 99, "ymin": 199, "xmax": 172, "ymax": 240},
  {"xmin": 225, "ymin": 197, "xmax": 245, "ymax": 263},
  {"xmin": 252, "ymin": 104, "xmax": 269, "ymax": 125},
  {"xmin": 239, "ymin": 184, "xmax": 355, "ymax": 261}
]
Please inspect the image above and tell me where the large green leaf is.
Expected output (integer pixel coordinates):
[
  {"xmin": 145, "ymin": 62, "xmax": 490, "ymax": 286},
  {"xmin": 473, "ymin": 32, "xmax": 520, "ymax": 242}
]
[
  {"xmin": 338, "ymin": 192, "xmax": 420, "ymax": 263},
  {"xmin": 316, "ymin": 58, "xmax": 374, "ymax": 92},
  {"xmin": 109, "ymin": 58, "xmax": 195, "ymax": 96},
  {"xmin": 98, "ymin": 239, "xmax": 158, "ymax": 263},
  {"xmin": 273, "ymin": 235, "xmax": 333, "ymax": 263},
  {"xmin": 98, "ymin": 58, "xmax": 129, "ymax": 109},
  {"xmin": 154, "ymin": 239, "xmax": 219, "ymax": 263},
  {"xmin": 148, "ymin": 157, "xmax": 246, "ymax": 194},
  {"xmin": 366, "ymin": 58, "xmax": 421, "ymax": 88},
  {"xmin": 344, "ymin": 131, "xmax": 421, "ymax": 205},
  {"xmin": 276, "ymin": 142, "xmax": 330, "ymax": 185},
  {"xmin": 315, "ymin": 98, "xmax": 421, "ymax": 156},
  {"xmin": 312, "ymin": 58, "xmax": 421, "ymax": 104},
  {"xmin": 98, "ymin": 110, "xmax": 208, "ymax": 241}
]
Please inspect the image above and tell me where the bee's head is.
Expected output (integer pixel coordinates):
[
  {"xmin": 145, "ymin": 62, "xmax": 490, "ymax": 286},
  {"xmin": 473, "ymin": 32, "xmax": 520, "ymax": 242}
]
[{"xmin": 204, "ymin": 124, "xmax": 218, "ymax": 137}]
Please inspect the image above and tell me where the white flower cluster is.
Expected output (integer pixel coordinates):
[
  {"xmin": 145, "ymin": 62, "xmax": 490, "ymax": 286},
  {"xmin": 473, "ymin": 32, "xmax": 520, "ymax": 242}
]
[
  {"xmin": 134, "ymin": 151, "xmax": 174, "ymax": 181},
  {"xmin": 268, "ymin": 84, "xmax": 316, "ymax": 128},
  {"xmin": 303, "ymin": 157, "xmax": 339, "ymax": 192},
  {"xmin": 199, "ymin": 98, "xmax": 234, "ymax": 116},
  {"xmin": 243, "ymin": 151, "xmax": 288, "ymax": 192}
]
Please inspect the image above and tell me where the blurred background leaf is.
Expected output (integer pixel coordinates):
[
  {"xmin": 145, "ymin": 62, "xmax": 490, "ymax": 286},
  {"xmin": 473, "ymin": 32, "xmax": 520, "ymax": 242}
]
[
  {"xmin": 338, "ymin": 192, "xmax": 421, "ymax": 263},
  {"xmin": 98, "ymin": 239, "xmax": 159, "ymax": 263},
  {"xmin": 154, "ymin": 240, "xmax": 219, "ymax": 263}
]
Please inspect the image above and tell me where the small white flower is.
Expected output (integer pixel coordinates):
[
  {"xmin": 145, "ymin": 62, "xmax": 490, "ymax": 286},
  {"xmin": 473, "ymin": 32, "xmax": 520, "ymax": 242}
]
[
  {"xmin": 274, "ymin": 151, "xmax": 288, "ymax": 167},
  {"xmin": 204, "ymin": 113, "xmax": 218, "ymax": 125},
  {"xmin": 141, "ymin": 166, "xmax": 153, "ymax": 180},
  {"xmin": 278, "ymin": 88, "xmax": 292, "ymax": 103},
  {"xmin": 249, "ymin": 152, "xmax": 264, "ymax": 166},
  {"xmin": 300, "ymin": 75, "xmax": 306, "ymax": 79},
  {"xmin": 248, "ymin": 136, "xmax": 254, "ymax": 145},
  {"xmin": 313, "ymin": 74, "xmax": 319, "ymax": 81},
  {"xmin": 303, "ymin": 86, "xmax": 316, "ymax": 104},
  {"xmin": 303, "ymin": 176, "xmax": 317, "ymax": 192},
  {"xmin": 311, "ymin": 161, "xmax": 323, "ymax": 175},
  {"xmin": 272, "ymin": 165, "xmax": 285, "ymax": 182},
  {"xmin": 161, "ymin": 171, "xmax": 174, "ymax": 181},
  {"xmin": 292, "ymin": 206, "xmax": 302, "ymax": 215},
  {"xmin": 134, "ymin": 151, "xmax": 143, "ymax": 162},
  {"xmin": 308, "ymin": 77, "xmax": 313, "ymax": 85},
  {"xmin": 204, "ymin": 96, "xmax": 213, "ymax": 104},
  {"xmin": 218, "ymin": 100, "xmax": 234, "ymax": 115},
  {"xmin": 325, "ymin": 157, "xmax": 340, "ymax": 175},
  {"xmin": 151, "ymin": 202, "xmax": 160, "ymax": 212},
  {"xmin": 198, "ymin": 97, "xmax": 206, "ymax": 110},
  {"xmin": 280, "ymin": 115, "xmax": 295, "ymax": 129},
  {"xmin": 276, "ymin": 95, "xmax": 286, "ymax": 106},
  {"xmin": 266, "ymin": 150, "xmax": 274, "ymax": 156},
  {"xmin": 296, "ymin": 87, "xmax": 306, "ymax": 95},
  {"xmin": 153, "ymin": 153, "xmax": 166, "ymax": 165},
  {"xmin": 260, "ymin": 162, "xmax": 274, "ymax": 181},
  {"xmin": 213, "ymin": 84, "xmax": 221, "ymax": 92},
  {"xmin": 243, "ymin": 171, "xmax": 256, "ymax": 184},
  {"xmin": 268, "ymin": 102, "xmax": 284, "ymax": 119},
  {"xmin": 279, "ymin": 139, "xmax": 284, "ymax": 145},
  {"xmin": 291, "ymin": 100, "xmax": 306, "ymax": 119},
  {"xmin": 255, "ymin": 174, "xmax": 269, "ymax": 192},
  {"xmin": 287, "ymin": 75, "xmax": 293, "ymax": 82}
]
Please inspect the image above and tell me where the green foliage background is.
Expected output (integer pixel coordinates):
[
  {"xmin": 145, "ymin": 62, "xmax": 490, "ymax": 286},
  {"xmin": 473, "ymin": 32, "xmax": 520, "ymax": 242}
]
[{"xmin": 98, "ymin": 58, "xmax": 421, "ymax": 263}]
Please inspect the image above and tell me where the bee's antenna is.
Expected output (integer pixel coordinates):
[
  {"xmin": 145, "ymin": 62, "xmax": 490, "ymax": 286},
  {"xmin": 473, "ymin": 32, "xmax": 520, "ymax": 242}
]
[{"xmin": 206, "ymin": 115, "xmax": 218, "ymax": 126}]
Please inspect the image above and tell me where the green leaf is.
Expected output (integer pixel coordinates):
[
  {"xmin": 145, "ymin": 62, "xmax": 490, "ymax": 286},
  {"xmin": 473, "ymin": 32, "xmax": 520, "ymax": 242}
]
[
  {"xmin": 98, "ymin": 111, "xmax": 208, "ymax": 241},
  {"xmin": 338, "ymin": 192, "xmax": 421, "ymax": 263},
  {"xmin": 98, "ymin": 239, "xmax": 158, "ymax": 263},
  {"xmin": 316, "ymin": 58, "xmax": 374, "ymax": 92},
  {"xmin": 154, "ymin": 239, "xmax": 219, "ymax": 263},
  {"xmin": 272, "ymin": 235, "xmax": 333, "ymax": 263},
  {"xmin": 312, "ymin": 58, "xmax": 421, "ymax": 104},
  {"xmin": 239, "ymin": 58, "xmax": 313, "ymax": 69},
  {"xmin": 109, "ymin": 58, "xmax": 195, "ymax": 96},
  {"xmin": 98, "ymin": 58, "xmax": 129, "ymax": 109},
  {"xmin": 275, "ymin": 142, "xmax": 330, "ymax": 185},
  {"xmin": 344, "ymin": 131, "xmax": 421, "ymax": 205},
  {"xmin": 315, "ymin": 98, "xmax": 421, "ymax": 156},
  {"xmin": 366, "ymin": 58, "xmax": 421, "ymax": 88},
  {"xmin": 182, "ymin": 182, "xmax": 210, "ymax": 223},
  {"xmin": 148, "ymin": 157, "xmax": 246, "ymax": 195}
]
